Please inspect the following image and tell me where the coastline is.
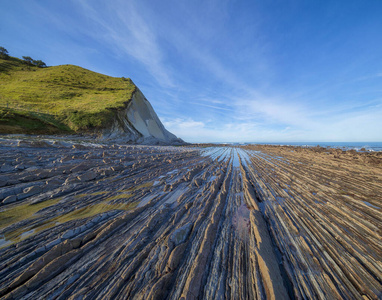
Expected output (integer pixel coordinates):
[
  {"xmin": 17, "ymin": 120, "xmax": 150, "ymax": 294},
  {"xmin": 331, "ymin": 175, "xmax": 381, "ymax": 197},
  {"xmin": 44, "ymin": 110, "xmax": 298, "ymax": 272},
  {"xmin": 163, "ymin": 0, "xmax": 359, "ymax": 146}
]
[{"xmin": 208, "ymin": 141, "xmax": 382, "ymax": 152}]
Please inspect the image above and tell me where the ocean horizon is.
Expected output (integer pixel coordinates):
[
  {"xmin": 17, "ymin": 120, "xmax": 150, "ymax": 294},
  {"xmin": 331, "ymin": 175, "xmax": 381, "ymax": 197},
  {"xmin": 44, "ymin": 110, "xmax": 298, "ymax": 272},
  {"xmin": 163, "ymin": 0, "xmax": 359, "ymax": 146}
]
[{"xmin": 214, "ymin": 141, "xmax": 382, "ymax": 151}]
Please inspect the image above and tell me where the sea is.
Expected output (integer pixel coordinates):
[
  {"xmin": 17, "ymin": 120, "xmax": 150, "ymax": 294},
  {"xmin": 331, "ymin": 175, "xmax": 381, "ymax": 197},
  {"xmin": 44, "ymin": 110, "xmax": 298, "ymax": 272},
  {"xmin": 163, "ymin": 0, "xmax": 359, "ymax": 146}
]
[{"xmin": 226, "ymin": 142, "xmax": 382, "ymax": 151}]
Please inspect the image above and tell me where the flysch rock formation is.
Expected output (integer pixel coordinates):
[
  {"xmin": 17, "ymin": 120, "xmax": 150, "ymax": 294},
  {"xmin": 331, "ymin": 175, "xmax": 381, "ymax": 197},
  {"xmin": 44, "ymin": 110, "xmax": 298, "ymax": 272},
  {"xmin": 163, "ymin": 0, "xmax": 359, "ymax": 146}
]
[
  {"xmin": 103, "ymin": 88, "xmax": 183, "ymax": 145},
  {"xmin": 0, "ymin": 139, "xmax": 381, "ymax": 299}
]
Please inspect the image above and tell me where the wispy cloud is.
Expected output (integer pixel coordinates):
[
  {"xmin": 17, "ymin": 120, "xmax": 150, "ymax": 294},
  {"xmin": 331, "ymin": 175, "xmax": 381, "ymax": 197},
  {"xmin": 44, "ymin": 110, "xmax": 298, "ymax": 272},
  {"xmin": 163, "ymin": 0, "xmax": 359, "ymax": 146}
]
[
  {"xmin": 361, "ymin": 72, "xmax": 382, "ymax": 80},
  {"xmin": 74, "ymin": 0, "xmax": 174, "ymax": 87},
  {"xmin": 75, "ymin": 0, "xmax": 382, "ymax": 142},
  {"xmin": 189, "ymin": 102, "xmax": 233, "ymax": 112},
  {"xmin": 163, "ymin": 116, "xmax": 296, "ymax": 143},
  {"xmin": 163, "ymin": 118, "xmax": 205, "ymax": 130},
  {"xmin": 5, "ymin": 0, "xmax": 380, "ymax": 142}
]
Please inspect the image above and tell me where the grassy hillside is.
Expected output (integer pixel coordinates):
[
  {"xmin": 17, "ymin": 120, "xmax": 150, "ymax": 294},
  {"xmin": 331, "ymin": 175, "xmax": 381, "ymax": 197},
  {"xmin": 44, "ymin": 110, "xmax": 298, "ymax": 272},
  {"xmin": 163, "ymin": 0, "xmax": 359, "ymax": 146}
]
[
  {"xmin": 0, "ymin": 107, "xmax": 72, "ymax": 134},
  {"xmin": 0, "ymin": 57, "xmax": 136, "ymax": 133}
]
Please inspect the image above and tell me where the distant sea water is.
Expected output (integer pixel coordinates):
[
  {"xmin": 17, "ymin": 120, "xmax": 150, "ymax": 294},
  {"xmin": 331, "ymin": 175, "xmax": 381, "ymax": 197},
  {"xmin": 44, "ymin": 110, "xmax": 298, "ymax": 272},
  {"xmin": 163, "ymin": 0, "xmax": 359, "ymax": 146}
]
[
  {"xmin": 252, "ymin": 142, "xmax": 382, "ymax": 152},
  {"xmin": 216, "ymin": 142, "xmax": 382, "ymax": 151}
]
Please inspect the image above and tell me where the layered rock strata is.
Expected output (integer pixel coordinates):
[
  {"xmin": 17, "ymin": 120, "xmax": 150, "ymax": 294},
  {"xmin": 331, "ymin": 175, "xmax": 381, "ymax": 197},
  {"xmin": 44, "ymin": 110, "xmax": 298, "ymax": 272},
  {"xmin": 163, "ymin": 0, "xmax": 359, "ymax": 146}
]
[
  {"xmin": 103, "ymin": 88, "xmax": 183, "ymax": 145},
  {"xmin": 0, "ymin": 139, "xmax": 381, "ymax": 299}
]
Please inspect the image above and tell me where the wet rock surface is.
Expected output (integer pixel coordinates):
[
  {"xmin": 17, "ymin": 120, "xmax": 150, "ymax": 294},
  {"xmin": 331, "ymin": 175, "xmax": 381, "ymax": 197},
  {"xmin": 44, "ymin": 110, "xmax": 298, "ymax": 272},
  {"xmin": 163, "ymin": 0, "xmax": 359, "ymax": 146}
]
[{"xmin": 0, "ymin": 138, "xmax": 381, "ymax": 299}]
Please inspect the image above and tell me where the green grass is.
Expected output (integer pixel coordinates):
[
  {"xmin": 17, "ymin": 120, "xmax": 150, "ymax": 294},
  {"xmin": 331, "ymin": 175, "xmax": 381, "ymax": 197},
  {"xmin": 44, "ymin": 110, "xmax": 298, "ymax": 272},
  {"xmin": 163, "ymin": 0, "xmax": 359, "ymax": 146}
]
[
  {"xmin": 0, "ymin": 56, "xmax": 136, "ymax": 133},
  {"xmin": 0, "ymin": 198, "xmax": 62, "ymax": 230},
  {"xmin": 54, "ymin": 201, "xmax": 138, "ymax": 224},
  {"xmin": 0, "ymin": 198, "xmax": 138, "ymax": 248},
  {"xmin": 105, "ymin": 193, "xmax": 133, "ymax": 201},
  {"xmin": 0, "ymin": 107, "xmax": 72, "ymax": 134},
  {"xmin": 74, "ymin": 191, "xmax": 109, "ymax": 199}
]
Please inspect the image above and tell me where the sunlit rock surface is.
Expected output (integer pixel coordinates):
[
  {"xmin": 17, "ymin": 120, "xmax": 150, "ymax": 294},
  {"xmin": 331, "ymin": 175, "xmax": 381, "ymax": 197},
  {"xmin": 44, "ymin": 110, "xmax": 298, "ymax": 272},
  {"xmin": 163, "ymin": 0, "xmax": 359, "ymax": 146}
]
[
  {"xmin": 102, "ymin": 88, "xmax": 183, "ymax": 145},
  {"xmin": 0, "ymin": 138, "xmax": 381, "ymax": 299}
]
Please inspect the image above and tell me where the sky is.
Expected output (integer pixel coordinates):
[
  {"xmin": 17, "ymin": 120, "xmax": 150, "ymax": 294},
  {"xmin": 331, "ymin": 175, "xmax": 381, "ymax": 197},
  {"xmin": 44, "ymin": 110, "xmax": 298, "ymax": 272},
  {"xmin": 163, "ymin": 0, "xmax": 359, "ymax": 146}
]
[{"xmin": 1, "ymin": 0, "xmax": 382, "ymax": 143}]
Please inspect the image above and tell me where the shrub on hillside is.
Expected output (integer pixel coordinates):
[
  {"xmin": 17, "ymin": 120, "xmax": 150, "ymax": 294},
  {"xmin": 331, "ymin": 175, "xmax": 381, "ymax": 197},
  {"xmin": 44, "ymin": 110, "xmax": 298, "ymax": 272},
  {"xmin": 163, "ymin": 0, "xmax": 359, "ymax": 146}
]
[
  {"xmin": 22, "ymin": 56, "xmax": 34, "ymax": 65},
  {"xmin": 22, "ymin": 56, "xmax": 47, "ymax": 68},
  {"xmin": 0, "ymin": 47, "xmax": 9, "ymax": 59},
  {"xmin": 33, "ymin": 60, "xmax": 47, "ymax": 68}
]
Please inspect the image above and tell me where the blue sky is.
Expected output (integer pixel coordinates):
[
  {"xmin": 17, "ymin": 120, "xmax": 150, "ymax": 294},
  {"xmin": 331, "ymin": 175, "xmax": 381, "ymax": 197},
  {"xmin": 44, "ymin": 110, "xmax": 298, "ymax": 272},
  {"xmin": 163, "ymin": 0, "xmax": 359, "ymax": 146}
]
[{"xmin": 1, "ymin": 0, "xmax": 382, "ymax": 142}]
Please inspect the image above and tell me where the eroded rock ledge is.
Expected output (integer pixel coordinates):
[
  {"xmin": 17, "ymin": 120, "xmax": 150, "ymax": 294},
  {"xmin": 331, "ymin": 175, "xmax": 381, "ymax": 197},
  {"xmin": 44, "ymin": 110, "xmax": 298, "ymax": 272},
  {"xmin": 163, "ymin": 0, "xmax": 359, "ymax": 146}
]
[{"xmin": 0, "ymin": 139, "xmax": 381, "ymax": 299}]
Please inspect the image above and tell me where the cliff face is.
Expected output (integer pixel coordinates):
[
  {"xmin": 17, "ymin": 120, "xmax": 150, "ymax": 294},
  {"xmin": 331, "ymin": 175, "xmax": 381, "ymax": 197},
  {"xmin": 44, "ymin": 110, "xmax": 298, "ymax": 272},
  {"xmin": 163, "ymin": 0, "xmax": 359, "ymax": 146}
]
[{"xmin": 103, "ymin": 89, "xmax": 183, "ymax": 145}]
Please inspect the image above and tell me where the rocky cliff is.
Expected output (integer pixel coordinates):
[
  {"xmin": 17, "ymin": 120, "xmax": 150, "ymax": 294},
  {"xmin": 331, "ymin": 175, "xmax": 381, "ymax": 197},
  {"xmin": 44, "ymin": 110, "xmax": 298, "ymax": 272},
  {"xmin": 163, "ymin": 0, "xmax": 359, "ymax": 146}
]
[
  {"xmin": 102, "ymin": 88, "xmax": 183, "ymax": 145},
  {"xmin": 0, "ymin": 58, "xmax": 183, "ymax": 144}
]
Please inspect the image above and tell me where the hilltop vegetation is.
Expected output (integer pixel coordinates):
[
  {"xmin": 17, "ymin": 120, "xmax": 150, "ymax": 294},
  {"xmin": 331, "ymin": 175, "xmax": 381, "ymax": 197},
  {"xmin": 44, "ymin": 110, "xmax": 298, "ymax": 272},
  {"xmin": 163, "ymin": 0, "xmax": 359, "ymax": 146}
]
[{"xmin": 0, "ymin": 53, "xmax": 136, "ymax": 133}]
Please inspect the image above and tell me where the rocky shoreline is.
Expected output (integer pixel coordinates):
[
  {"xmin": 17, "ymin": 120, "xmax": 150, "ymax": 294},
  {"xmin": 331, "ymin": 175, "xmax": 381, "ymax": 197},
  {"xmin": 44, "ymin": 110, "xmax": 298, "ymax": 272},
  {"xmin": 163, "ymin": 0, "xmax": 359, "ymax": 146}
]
[{"xmin": 0, "ymin": 138, "xmax": 381, "ymax": 299}]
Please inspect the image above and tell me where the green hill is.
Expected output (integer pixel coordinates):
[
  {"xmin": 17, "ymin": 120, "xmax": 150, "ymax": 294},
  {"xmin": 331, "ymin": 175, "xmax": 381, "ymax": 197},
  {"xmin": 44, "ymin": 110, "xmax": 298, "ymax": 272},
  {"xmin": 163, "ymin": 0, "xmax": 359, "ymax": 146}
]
[{"xmin": 0, "ymin": 56, "xmax": 136, "ymax": 134}]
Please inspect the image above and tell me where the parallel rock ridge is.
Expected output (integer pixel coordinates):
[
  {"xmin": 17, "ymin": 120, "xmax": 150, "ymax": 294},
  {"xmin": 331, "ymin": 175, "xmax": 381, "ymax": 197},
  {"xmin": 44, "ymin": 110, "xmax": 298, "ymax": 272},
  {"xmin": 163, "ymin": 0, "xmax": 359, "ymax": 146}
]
[{"xmin": 0, "ymin": 139, "xmax": 381, "ymax": 299}]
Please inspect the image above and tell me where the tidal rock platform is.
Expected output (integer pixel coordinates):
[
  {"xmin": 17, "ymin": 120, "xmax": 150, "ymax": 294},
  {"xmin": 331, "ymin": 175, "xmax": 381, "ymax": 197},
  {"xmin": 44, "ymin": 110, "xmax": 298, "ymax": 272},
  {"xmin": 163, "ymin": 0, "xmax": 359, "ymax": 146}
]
[{"xmin": 0, "ymin": 138, "xmax": 381, "ymax": 299}]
